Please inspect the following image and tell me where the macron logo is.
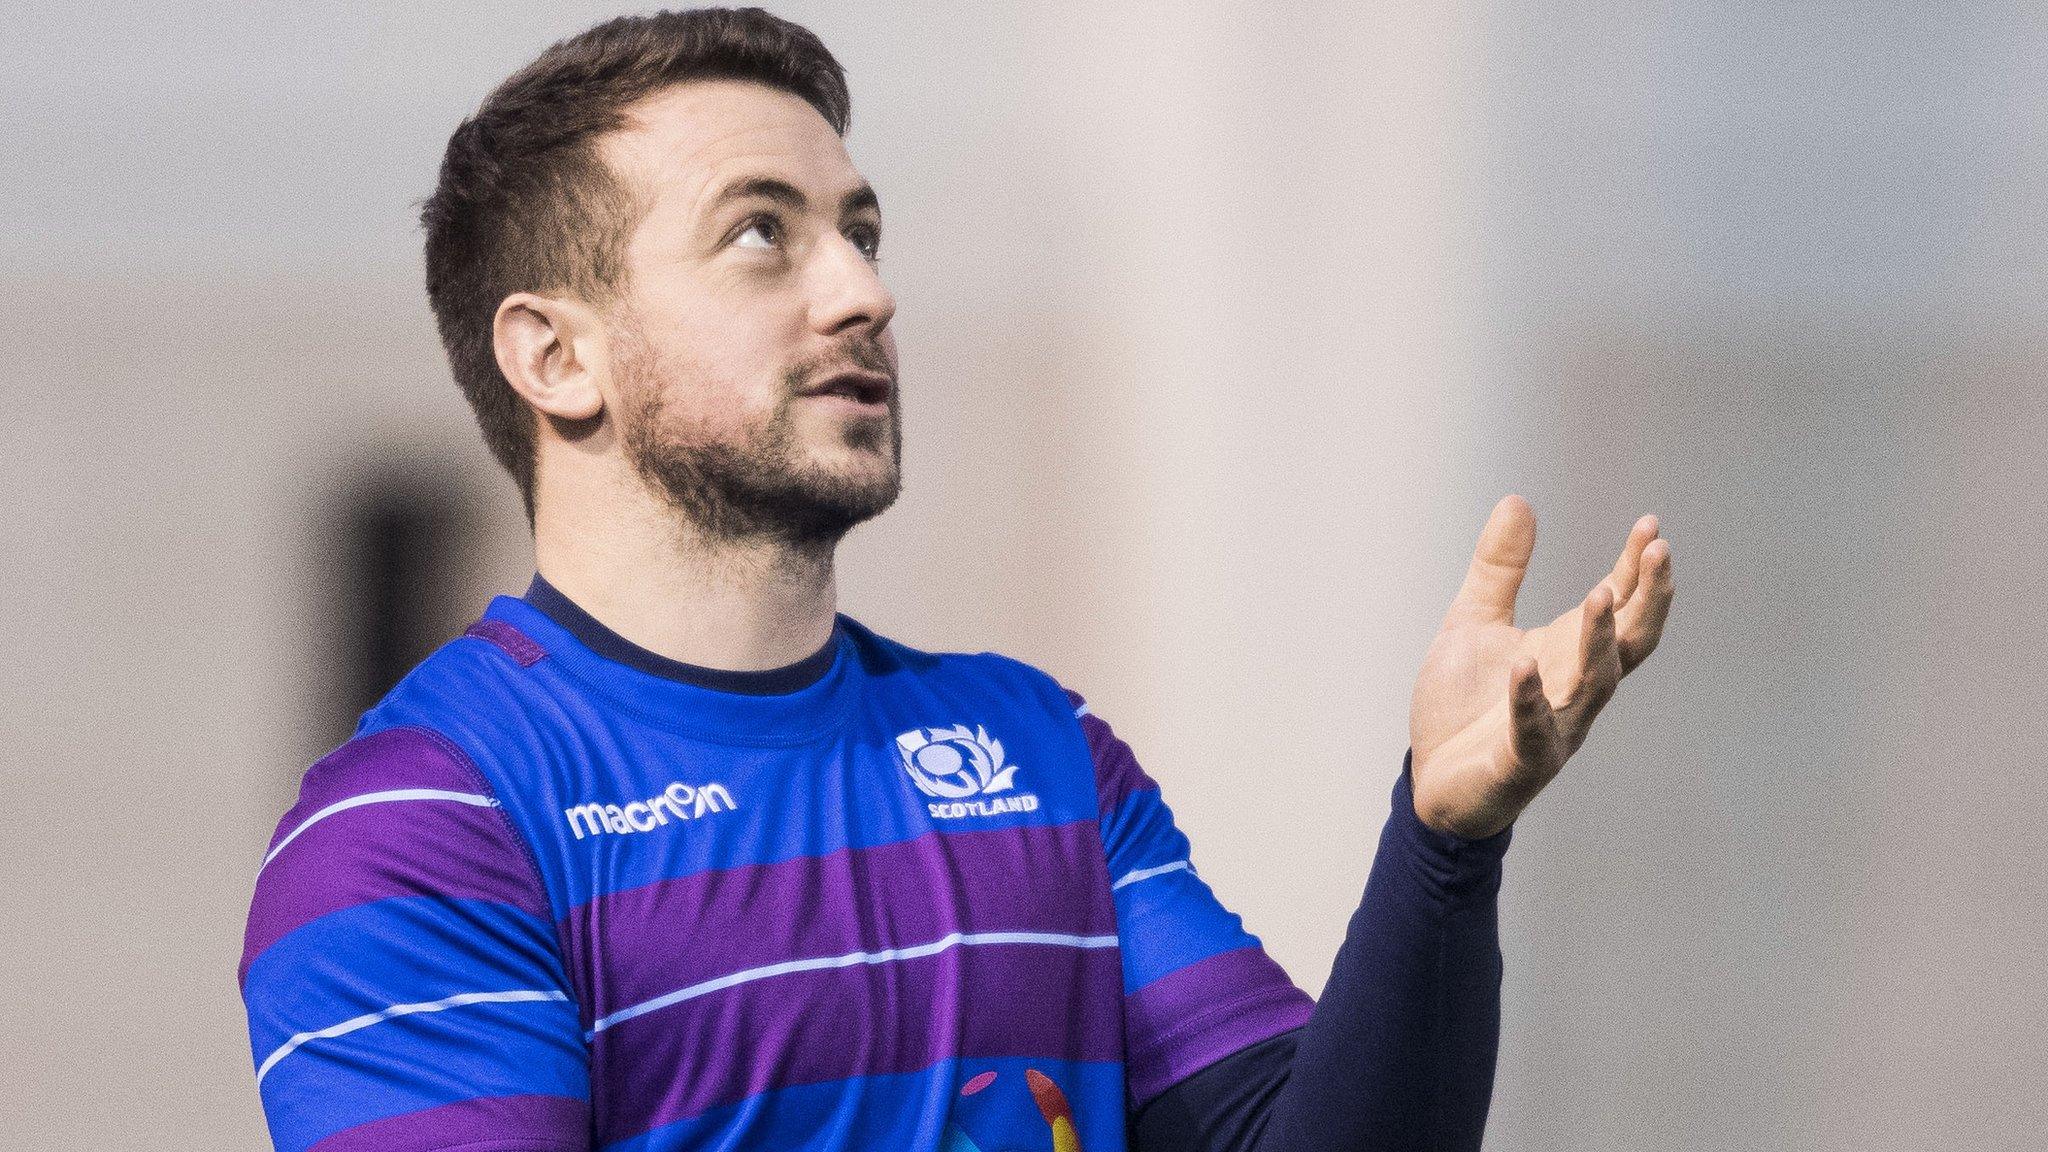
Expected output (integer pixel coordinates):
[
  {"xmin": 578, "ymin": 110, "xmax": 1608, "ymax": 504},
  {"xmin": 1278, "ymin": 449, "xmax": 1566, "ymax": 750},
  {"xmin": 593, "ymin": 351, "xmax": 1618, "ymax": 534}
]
[{"xmin": 563, "ymin": 781, "xmax": 738, "ymax": 840}]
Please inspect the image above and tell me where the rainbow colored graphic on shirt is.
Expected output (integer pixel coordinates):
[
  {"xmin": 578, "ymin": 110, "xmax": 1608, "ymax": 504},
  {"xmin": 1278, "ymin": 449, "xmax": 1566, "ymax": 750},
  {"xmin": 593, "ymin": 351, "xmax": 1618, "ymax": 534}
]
[{"xmin": 946, "ymin": 1067, "xmax": 1084, "ymax": 1152}]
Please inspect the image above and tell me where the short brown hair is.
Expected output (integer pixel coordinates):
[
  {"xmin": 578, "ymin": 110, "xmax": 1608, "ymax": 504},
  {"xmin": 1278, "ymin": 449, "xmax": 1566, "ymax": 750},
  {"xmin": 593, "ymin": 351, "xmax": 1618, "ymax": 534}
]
[{"xmin": 420, "ymin": 7, "xmax": 851, "ymax": 519}]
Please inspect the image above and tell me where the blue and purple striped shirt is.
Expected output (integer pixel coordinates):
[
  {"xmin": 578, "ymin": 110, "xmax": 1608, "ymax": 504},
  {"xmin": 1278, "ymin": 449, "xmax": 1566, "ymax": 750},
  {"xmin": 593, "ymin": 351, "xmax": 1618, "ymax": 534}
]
[{"xmin": 241, "ymin": 588, "xmax": 1314, "ymax": 1151}]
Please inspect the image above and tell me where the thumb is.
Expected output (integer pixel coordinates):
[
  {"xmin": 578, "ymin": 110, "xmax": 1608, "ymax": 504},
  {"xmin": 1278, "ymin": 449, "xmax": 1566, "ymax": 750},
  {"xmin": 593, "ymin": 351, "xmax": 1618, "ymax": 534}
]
[{"xmin": 1448, "ymin": 495, "xmax": 1537, "ymax": 626}]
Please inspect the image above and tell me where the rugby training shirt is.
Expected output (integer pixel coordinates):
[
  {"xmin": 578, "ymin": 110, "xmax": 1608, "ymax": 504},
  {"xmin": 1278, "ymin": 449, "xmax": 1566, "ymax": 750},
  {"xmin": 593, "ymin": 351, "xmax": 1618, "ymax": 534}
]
[{"xmin": 240, "ymin": 581, "xmax": 1318, "ymax": 1151}]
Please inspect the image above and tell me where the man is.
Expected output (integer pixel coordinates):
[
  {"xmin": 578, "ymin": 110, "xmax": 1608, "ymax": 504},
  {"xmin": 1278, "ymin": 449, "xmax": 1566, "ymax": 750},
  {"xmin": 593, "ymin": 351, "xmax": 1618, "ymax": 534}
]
[{"xmin": 240, "ymin": 9, "xmax": 1673, "ymax": 1152}]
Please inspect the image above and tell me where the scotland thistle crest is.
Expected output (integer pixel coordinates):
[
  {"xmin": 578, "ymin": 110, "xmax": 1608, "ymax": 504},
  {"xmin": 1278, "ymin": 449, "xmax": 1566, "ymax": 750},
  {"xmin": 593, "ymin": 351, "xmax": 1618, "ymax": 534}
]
[{"xmin": 895, "ymin": 725, "xmax": 1021, "ymax": 800}]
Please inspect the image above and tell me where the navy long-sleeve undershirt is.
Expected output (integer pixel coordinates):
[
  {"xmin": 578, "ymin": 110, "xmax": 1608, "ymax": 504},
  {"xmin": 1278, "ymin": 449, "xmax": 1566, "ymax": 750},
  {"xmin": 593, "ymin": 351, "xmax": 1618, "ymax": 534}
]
[{"xmin": 1133, "ymin": 753, "xmax": 1513, "ymax": 1152}]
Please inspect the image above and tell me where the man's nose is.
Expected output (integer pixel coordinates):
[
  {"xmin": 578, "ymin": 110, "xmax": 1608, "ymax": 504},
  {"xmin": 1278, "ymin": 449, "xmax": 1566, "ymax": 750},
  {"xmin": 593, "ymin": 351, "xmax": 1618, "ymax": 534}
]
[{"xmin": 807, "ymin": 234, "xmax": 896, "ymax": 338}]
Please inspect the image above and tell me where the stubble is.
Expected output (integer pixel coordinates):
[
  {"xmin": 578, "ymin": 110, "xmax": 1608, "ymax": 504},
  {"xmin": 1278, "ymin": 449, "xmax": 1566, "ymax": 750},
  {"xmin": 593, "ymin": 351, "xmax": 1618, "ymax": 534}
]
[{"xmin": 613, "ymin": 320, "xmax": 902, "ymax": 552}]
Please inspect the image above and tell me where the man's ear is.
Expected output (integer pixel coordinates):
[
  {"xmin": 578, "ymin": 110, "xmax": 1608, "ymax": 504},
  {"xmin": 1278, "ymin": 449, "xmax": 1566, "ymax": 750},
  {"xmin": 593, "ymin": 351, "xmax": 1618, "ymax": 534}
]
[{"xmin": 492, "ymin": 292, "xmax": 608, "ymax": 422}]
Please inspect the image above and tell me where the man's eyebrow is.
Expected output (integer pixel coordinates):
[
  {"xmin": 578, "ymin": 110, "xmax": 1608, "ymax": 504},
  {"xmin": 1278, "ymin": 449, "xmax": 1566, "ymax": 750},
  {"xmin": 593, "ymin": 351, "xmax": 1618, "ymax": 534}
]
[
  {"xmin": 706, "ymin": 176, "xmax": 880, "ymax": 219},
  {"xmin": 841, "ymin": 184, "xmax": 880, "ymax": 218},
  {"xmin": 708, "ymin": 176, "xmax": 806, "ymax": 215}
]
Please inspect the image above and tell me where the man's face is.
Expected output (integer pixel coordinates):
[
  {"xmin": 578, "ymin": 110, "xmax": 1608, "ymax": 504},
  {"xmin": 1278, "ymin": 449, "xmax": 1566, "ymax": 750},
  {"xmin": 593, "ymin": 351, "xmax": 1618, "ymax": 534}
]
[{"xmin": 597, "ymin": 79, "xmax": 899, "ymax": 548}]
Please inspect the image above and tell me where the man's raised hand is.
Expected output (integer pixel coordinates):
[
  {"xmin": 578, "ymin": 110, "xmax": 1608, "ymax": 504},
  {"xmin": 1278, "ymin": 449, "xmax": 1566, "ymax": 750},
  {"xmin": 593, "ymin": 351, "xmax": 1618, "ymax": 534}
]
[{"xmin": 1406, "ymin": 496, "xmax": 1674, "ymax": 839}]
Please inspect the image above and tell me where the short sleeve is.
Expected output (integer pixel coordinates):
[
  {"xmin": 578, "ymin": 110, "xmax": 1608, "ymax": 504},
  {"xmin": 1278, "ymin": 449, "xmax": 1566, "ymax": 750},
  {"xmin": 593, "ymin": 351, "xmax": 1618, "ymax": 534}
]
[
  {"xmin": 1065, "ymin": 691, "xmax": 1315, "ymax": 1110},
  {"xmin": 239, "ymin": 726, "xmax": 590, "ymax": 1152}
]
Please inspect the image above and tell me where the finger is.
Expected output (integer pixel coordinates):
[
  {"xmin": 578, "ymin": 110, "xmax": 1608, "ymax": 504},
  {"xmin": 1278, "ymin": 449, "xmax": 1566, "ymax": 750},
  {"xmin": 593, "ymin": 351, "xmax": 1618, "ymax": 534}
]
[
  {"xmin": 1571, "ymin": 582, "xmax": 1620, "ymax": 714},
  {"xmin": 1577, "ymin": 582, "xmax": 1617, "ymax": 676},
  {"xmin": 1616, "ymin": 537, "xmax": 1674, "ymax": 671},
  {"xmin": 1601, "ymin": 515, "xmax": 1659, "ymax": 605},
  {"xmin": 1507, "ymin": 656, "xmax": 1565, "ymax": 788},
  {"xmin": 1449, "ymin": 494, "xmax": 1537, "ymax": 625}
]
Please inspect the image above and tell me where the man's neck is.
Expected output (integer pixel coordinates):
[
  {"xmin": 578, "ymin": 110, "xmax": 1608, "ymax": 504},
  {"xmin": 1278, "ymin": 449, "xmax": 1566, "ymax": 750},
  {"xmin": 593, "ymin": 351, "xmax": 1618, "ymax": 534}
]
[{"xmin": 533, "ymin": 496, "xmax": 840, "ymax": 673}]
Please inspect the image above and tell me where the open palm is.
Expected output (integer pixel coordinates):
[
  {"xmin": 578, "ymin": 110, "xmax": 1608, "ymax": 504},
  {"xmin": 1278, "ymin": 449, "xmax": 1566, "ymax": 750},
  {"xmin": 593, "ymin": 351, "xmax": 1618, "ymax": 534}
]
[{"xmin": 1408, "ymin": 496, "xmax": 1675, "ymax": 839}]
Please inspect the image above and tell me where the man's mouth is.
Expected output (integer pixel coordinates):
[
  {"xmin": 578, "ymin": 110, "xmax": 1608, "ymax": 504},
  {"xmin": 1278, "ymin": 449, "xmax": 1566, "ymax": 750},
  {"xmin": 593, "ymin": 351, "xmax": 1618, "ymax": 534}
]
[{"xmin": 800, "ymin": 371, "xmax": 893, "ymax": 408}]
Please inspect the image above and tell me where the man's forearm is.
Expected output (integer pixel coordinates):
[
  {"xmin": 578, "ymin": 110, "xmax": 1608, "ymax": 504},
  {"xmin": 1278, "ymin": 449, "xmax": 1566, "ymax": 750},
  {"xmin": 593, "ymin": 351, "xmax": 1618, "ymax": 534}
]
[{"xmin": 1134, "ymin": 752, "xmax": 1512, "ymax": 1152}]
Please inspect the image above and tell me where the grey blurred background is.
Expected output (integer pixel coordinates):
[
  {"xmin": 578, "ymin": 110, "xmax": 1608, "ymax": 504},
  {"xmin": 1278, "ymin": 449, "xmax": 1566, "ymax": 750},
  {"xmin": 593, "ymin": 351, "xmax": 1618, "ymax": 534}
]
[{"xmin": 4, "ymin": 2, "xmax": 2043, "ymax": 1148}]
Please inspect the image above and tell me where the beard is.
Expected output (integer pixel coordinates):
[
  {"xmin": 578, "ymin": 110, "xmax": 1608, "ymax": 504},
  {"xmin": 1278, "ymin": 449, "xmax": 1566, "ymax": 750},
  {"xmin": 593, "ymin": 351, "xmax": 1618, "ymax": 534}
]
[{"xmin": 613, "ymin": 323, "xmax": 902, "ymax": 552}]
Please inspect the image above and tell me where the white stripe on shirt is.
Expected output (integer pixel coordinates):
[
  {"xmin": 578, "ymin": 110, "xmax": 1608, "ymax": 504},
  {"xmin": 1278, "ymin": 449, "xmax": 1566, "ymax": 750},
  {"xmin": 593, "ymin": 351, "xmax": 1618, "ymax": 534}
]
[
  {"xmin": 1112, "ymin": 859, "xmax": 1193, "ymax": 891},
  {"xmin": 255, "ymin": 989, "xmax": 569, "ymax": 1086},
  {"xmin": 586, "ymin": 930, "xmax": 1122, "ymax": 1038},
  {"xmin": 258, "ymin": 789, "xmax": 497, "ymax": 874}
]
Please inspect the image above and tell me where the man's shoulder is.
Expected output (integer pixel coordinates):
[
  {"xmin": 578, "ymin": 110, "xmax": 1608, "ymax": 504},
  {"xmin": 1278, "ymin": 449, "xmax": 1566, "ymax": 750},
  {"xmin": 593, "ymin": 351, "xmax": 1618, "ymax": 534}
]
[
  {"xmin": 839, "ymin": 616, "xmax": 1082, "ymax": 714},
  {"xmin": 271, "ymin": 616, "xmax": 568, "ymax": 836},
  {"xmin": 281, "ymin": 622, "xmax": 543, "ymax": 822},
  {"xmin": 352, "ymin": 614, "xmax": 559, "ymax": 744}
]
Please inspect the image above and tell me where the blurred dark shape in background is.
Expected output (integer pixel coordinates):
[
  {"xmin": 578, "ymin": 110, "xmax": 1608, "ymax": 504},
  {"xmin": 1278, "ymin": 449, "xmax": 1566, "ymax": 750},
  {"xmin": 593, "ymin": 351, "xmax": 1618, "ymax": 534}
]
[{"xmin": 321, "ymin": 465, "xmax": 482, "ymax": 749}]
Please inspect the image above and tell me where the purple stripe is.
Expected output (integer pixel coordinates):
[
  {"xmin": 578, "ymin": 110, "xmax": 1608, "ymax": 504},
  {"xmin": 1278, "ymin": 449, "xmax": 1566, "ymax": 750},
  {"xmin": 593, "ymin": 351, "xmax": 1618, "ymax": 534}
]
[
  {"xmin": 466, "ymin": 618, "xmax": 548, "ymax": 667},
  {"xmin": 1123, "ymin": 946, "xmax": 1315, "ymax": 1107},
  {"xmin": 1071, "ymin": 702, "xmax": 1160, "ymax": 817},
  {"xmin": 270, "ymin": 727, "xmax": 484, "ymax": 854},
  {"xmin": 565, "ymin": 821, "xmax": 1113, "ymax": 1022},
  {"xmin": 591, "ymin": 937, "xmax": 1123, "ymax": 1144},
  {"xmin": 241, "ymin": 798, "xmax": 551, "ymax": 985},
  {"xmin": 307, "ymin": 1093, "xmax": 585, "ymax": 1152}
]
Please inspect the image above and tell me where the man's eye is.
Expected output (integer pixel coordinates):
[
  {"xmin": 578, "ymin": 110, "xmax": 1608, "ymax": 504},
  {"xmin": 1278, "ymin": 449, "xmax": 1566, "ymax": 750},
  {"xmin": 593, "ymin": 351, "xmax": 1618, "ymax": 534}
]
[
  {"xmin": 847, "ymin": 225, "xmax": 882, "ymax": 261},
  {"xmin": 733, "ymin": 217, "xmax": 781, "ymax": 249}
]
